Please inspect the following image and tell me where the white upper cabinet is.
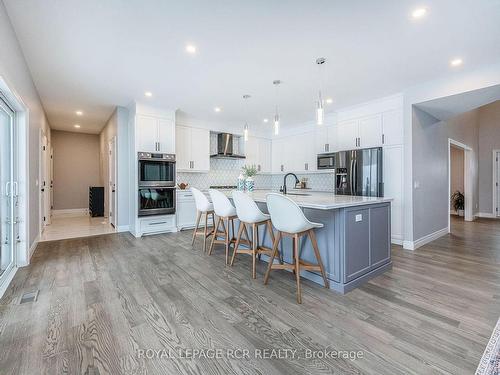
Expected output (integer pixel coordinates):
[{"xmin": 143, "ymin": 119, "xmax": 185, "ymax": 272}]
[
  {"xmin": 315, "ymin": 126, "xmax": 338, "ymax": 154},
  {"xmin": 137, "ymin": 114, "xmax": 175, "ymax": 153},
  {"xmin": 245, "ymin": 136, "xmax": 272, "ymax": 173},
  {"xmin": 272, "ymin": 137, "xmax": 285, "ymax": 173},
  {"xmin": 381, "ymin": 109, "xmax": 403, "ymax": 146},
  {"xmin": 336, "ymin": 120, "xmax": 358, "ymax": 151},
  {"xmin": 175, "ymin": 126, "xmax": 191, "ymax": 170},
  {"xmin": 176, "ymin": 126, "xmax": 210, "ymax": 172},
  {"xmin": 137, "ymin": 115, "xmax": 159, "ymax": 153},
  {"xmin": 358, "ymin": 114, "xmax": 382, "ymax": 148}
]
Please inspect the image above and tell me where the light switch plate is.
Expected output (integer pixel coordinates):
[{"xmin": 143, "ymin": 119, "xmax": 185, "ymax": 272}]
[{"xmin": 355, "ymin": 214, "xmax": 362, "ymax": 222}]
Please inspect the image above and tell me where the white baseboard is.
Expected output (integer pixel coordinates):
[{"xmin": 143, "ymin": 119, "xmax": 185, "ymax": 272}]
[
  {"xmin": 52, "ymin": 208, "xmax": 89, "ymax": 217},
  {"xmin": 403, "ymin": 227, "xmax": 448, "ymax": 251},
  {"xmin": 116, "ymin": 225, "xmax": 130, "ymax": 232},
  {"xmin": 476, "ymin": 212, "xmax": 497, "ymax": 219},
  {"xmin": 391, "ymin": 237, "xmax": 403, "ymax": 245},
  {"xmin": 29, "ymin": 234, "xmax": 39, "ymax": 261},
  {"xmin": 0, "ymin": 266, "xmax": 18, "ymax": 299}
]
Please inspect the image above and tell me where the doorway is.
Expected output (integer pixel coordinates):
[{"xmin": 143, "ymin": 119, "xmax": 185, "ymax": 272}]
[
  {"xmin": 108, "ymin": 136, "xmax": 117, "ymax": 227},
  {"xmin": 448, "ymin": 139, "xmax": 473, "ymax": 233}
]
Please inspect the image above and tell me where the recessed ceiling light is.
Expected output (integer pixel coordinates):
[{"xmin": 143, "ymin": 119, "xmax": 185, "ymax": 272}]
[
  {"xmin": 450, "ymin": 58, "xmax": 463, "ymax": 67},
  {"xmin": 144, "ymin": 91, "xmax": 153, "ymax": 97},
  {"xmin": 326, "ymin": 98, "xmax": 333, "ymax": 104},
  {"xmin": 185, "ymin": 44, "xmax": 197, "ymax": 54},
  {"xmin": 76, "ymin": 110, "xmax": 83, "ymax": 116},
  {"xmin": 411, "ymin": 7, "xmax": 427, "ymax": 19},
  {"xmin": 263, "ymin": 118, "xmax": 269, "ymax": 123},
  {"xmin": 214, "ymin": 107, "xmax": 221, "ymax": 112},
  {"xmin": 74, "ymin": 124, "xmax": 81, "ymax": 128}
]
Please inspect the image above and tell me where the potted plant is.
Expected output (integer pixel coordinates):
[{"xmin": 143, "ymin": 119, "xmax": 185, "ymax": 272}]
[
  {"xmin": 242, "ymin": 164, "xmax": 257, "ymax": 192},
  {"xmin": 451, "ymin": 190, "xmax": 465, "ymax": 216}
]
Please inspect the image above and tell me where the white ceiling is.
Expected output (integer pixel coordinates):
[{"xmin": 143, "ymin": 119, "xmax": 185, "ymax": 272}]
[{"xmin": 4, "ymin": 0, "xmax": 500, "ymax": 134}]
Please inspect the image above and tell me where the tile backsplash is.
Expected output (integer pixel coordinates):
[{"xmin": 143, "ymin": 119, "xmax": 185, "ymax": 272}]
[{"xmin": 177, "ymin": 158, "xmax": 334, "ymax": 191}]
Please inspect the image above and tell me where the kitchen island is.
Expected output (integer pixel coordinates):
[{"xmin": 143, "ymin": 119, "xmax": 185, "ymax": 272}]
[{"xmin": 228, "ymin": 190, "xmax": 393, "ymax": 294}]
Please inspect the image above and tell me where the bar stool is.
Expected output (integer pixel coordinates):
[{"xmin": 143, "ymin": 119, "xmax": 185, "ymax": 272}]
[
  {"xmin": 264, "ymin": 193, "xmax": 330, "ymax": 304},
  {"xmin": 191, "ymin": 187, "xmax": 215, "ymax": 252},
  {"xmin": 231, "ymin": 191, "xmax": 275, "ymax": 279},
  {"xmin": 208, "ymin": 189, "xmax": 238, "ymax": 264}
]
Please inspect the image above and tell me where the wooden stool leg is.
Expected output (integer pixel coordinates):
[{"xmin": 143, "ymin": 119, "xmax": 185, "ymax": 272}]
[
  {"xmin": 252, "ymin": 224, "xmax": 257, "ymax": 279},
  {"xmin": 230, "ymin": 222, "xmax": 245, "ymax": 266},
  {"xmin": 264, "ymin": 232, "xmax": 281, "ymax": 285},
  {"xmin": 203, "ymin": 212, "xmax": 210, "ymax": 252},
  {"xmin": 308, "ymin": 230, "xmax": 330, "ymax": 289},
  {"xmin": 294, "ymin": 233, "xmax": 302, "ymax": 304},
  {"xmin": 208, "ymin": 216, "xmax": 221, "ymax": 255},
  {"xmin": 225, "ymin": 217, "xmax": 230, "ymax": 265},
  {"xmin": 192, "ymin": 211, "xmax": 201, "ymax": 245}
]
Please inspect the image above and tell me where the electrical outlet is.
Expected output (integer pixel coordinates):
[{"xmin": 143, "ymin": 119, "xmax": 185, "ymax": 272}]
[{"xmin": 355, "ymin": 214, "xmax": 363, "ymax": 222}]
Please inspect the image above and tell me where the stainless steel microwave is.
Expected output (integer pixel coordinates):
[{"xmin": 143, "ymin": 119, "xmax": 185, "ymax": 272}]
[{"xmin": 317, "ymin": 153, "xmax": 335, "ymax": 170}]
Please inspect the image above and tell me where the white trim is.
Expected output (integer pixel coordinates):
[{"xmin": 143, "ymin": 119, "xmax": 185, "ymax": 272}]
[
  {"xmin": 391, "ymin": 237, "xmax": 403, "ymax": 245},
  {"xmin": 493, "ymin": 150, "xmax": 500, "ymax": 218},
  {"xmin": 476, "ymin": 212, "xmax": 497, "ymax": 219},
  {"xmin": 52, "ymin": 208, "xmax": 89, "ymax": 217},
  {"xmin": 0, "ymin": 266, "xmax": 18, "ymax": 299},
  {"xmin": 403, "ymin": 227, "xmax": 448, "ymax": 250},
  {"xmin": 27, "ymin": 234, "xmax": 39, "ymax": 263},
  {"xmin": 116, "ymin": 225, "xmax": 130, "ymax": 232}
]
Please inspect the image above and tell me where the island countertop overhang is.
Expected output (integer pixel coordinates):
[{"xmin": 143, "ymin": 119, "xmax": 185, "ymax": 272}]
[{"xmin": 228, "ymin": 189, "xmax": 392, "ymax": 210}]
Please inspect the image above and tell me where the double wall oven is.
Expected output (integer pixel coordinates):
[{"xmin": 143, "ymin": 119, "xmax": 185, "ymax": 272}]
[{"xmin": 138, "ymin": 152, "xmax": 176, "ymax": 216}]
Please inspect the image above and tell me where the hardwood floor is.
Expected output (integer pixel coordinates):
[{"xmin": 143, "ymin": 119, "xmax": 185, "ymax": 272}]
[{"xmin": 0, "ymin": 216, "xmax": 498, "ymax": 374}]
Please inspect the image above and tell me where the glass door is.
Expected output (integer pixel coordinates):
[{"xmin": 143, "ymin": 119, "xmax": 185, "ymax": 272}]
[{"xmin": 0, "ymin": 97, "xmax": 15, "ymax": 282}]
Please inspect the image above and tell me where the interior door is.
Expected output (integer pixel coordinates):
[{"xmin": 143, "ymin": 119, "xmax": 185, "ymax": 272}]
[
  {"xmin": 0, "ymin": 98, "xmax": 15, "ymax": 282},
  {"xmin": 109, "ymin": 136, "xmax": 117, "ymax": 227},
  {"xmin": 40, "ymin": 132, "xmax": 48, "ymax": 231}
]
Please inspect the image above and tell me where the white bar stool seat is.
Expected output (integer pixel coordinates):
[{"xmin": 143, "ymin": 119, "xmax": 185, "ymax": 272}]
[
  {"xmin": 230, "ymin": 191, "xmax": 275, "ymax": 279},
  {"xmin": 191, "ymin": 187, "xmax": 215, "ymax": 252},
  {"xmin": 264, "ymin": 193, "xmax": 329, "ymax": 303},
  {"xmin": 208, "ymin": 189, "xmax": 240, "ymax": 264}
]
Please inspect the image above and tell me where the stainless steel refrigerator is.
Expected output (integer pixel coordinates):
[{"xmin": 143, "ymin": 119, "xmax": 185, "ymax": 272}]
[{"xmin": 334, "ymin": 147, "xmax": 383, "ymax": 197}]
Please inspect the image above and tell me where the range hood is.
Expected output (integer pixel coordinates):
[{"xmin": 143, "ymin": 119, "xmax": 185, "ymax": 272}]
[{"xmin": 210, "ymin": 133, "xmax": 246, "ymax": 159}]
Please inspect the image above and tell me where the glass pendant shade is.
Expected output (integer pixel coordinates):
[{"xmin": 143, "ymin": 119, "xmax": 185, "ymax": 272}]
[
  {"xmin": 274, "ymin": 113, "xmax": 280, "ymax": 135},
  {"xmin": 316, "ymin": 99, "xmax": 324, "ymax": 125},
  {"xmin": 243, "ymin": 122, "xmax": 249, "ymax": 141}
]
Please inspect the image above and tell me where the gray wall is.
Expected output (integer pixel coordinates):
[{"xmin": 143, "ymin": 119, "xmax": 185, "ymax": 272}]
[
  {"xmin": 450, "ymin": 146, "xmax": 464, "ymax": 198},
  {"xmin": 52, "ymin": 130, "xmax": 101, "ymax": 210},
  {"xmin": 0, "ymin": 2, "xmax": 51, "ymax": 247},
  {"xmin": 478, "ymin": 100, "xmax": 500, "ymax": 214},
  {"xmin": 412, "ymin": 107, "xmax": 479, "ymax": 240}
]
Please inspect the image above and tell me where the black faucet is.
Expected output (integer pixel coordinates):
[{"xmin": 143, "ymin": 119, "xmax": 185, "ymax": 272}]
[{"xmin": 281, "ymin": 173, "xmax": 299, "ymax": 194}]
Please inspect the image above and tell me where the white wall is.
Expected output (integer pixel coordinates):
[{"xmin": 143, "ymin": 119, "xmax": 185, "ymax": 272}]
[
  {"xmin": 100, "ymin": 106, "xmax": 129, "ymax": 230},
  {"xmin": 478, "ymin": 100, "xmax": 500, "ymax": 215},
  {"xmin": 0, "ymin": 2, "xmax": 50, "ymax": 251}
]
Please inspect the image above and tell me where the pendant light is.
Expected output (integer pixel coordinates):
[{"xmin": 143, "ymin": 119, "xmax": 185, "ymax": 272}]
[
  {"xmin": 243, "ymin": 94, "xmax": 251, "ymax": 141},
  {"xmin": 316, "ymin": 57, "xmax": 326, "ymax": 125},
  {"xmin": 273, "ymin": 80, "xmax": 281, "ymax": 135}
]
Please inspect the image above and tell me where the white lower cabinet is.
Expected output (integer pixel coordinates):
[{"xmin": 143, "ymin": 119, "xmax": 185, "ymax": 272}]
[
  {"xmin": 383, "ymin": 145, "xmax": 403, "ymax": 244},
  {"xmin": 176, "ymin": 190, "xmax": 209, "ymax": 230}
]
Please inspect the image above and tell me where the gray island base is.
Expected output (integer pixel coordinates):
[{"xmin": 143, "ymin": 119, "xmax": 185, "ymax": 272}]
[{"xmin": 226, "ymin": 190, "xmax": 393, "ymax": 294}]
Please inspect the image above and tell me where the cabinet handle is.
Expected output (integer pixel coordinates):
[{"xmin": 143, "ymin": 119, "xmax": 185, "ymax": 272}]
[
  {"xmin": 325, "ymin": 144, "xmax": 329, "ymax": 152},
  {"xmin": 382, "ymin": 134, "xmax": 385, "ymax": 144},
  {"xmin": 305, "ymin": 163, "xmax": 308, "ymax": 171},
  {"xmin": 257, "ymin": 164, "xmax": 261, "ymax": 172},
  {"xmin": 280, "ymin": 165, "xmax": 284, "ymax": 172},
  {"xmin": 192, "ymin": 161, "xmax": 195, "ymax": 169},
  {"xmin": 158, "ymin": 141, "xmax": 161, "ymax": 151}
]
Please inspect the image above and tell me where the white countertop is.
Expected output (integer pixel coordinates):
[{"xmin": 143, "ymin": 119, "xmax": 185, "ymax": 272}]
[{"xmin": 225, "ymin": 189, "xmax": 392, "ymax": 210}]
